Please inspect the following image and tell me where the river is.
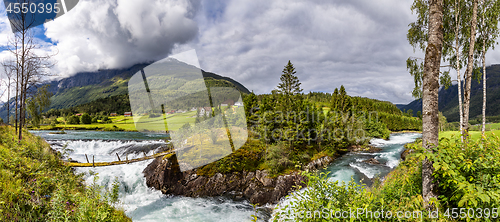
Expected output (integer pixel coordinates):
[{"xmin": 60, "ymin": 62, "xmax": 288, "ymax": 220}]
[{"xmin": 30, "ymin": 130, "xmax": 420, "ymax": 222}]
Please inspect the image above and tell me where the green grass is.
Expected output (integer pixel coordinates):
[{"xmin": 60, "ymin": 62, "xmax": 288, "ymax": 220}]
[
  {"xmin": 469, "ymin": 122, "xmax": 500, "ymax": 131},
  {"xmin": 0, "ymin": 125, "xmax": 131, "ymax": 221},
  {"xmin": 36, "ymin": 111, "xmax": 197, "ymax": 132},
  {"xmin": 440, "ymin": 129, "xmax": 500, "ymax": 141}
]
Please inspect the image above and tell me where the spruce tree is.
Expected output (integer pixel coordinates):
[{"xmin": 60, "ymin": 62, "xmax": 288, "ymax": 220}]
[
  {"xmin": 277, "ymin": 61, "xmax": 302, "ymax": 96},
  {"xmin": 331, "ymin": 88, "xmax": 339, "ymax": 111},
  {"xmin": 338, "ymin": 85, "xmax": 352, "ymax": 114}
]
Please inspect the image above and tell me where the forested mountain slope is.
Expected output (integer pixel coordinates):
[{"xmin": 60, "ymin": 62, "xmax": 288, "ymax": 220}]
[
  {"xmin": 400, "ymin": 64, "xmax": 500, "ymax": 122},
  {"xmin": 0, "ymin": 60, "xmax": 250, "ymax": 120}
]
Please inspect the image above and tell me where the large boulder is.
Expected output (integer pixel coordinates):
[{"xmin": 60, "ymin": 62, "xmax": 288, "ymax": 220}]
[{"xmin": 143, "ymin": 154, "xmax": 309, "ymax": 205}]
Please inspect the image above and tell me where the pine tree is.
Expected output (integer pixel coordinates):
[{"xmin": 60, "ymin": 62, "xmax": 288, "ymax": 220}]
[
  {"xmin": 277, "ymin": 61, "xmax": 302, "ymax": 96},
  {"xmin": 243, "ymin": 92, "xmax": 259, "ymax": 127},
  {"xmin": 331, "ymin": 88, "xmax": 339, "ymax": 111},
  {"xmin": 338, "ymin": 85, "xmax": 352, "ymax": 114}
]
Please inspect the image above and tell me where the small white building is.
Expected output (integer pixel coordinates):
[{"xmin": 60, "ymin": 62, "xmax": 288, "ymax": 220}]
[{"xmin": 199, "ymin": 107, "xmax": 212, "ymax": 117}]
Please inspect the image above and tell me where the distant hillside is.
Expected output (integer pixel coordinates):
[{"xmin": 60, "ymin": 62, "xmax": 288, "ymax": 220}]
[
  {"xmin": 400, "ymin": 64, "xmax": 500, "ymax": 122},
  {"xmin": 0, "ymin": 60, "xmax": 250, "ymax": 120}
]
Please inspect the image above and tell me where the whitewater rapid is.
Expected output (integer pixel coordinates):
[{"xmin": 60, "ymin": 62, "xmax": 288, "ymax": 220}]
[
  {"xmin": 32, "ymin": 130, "xmax": 420, "ymax": 222},
  {"xmin": 272, "ymin": 132, "xmax": 422, "ymax": 220}
]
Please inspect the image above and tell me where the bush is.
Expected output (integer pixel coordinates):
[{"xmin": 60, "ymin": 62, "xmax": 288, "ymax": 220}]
[
  {"xmin": 364, "ymin": 120, "xmax": 391, "ymax": 139},
  {"xmin": 274, "ymin": 155, "xmax": 448, "ymax": 221},
  {"xmin": 80, "ymin": 113, "xmax": 92, "ymax": 124},
  {"xmin": 149, "ymin": 113, "xmax": 161, "ymax": 118},
  {"xmin": 91, "ymin": 116, "xmax": 98, "ymax": 123},
  {"xmin": 265, "ymin": 143, "xmax": 292, "ymax": 175},
  {"xmin": 180, "ymin": 123, "xmax": 191, "ymax": 131},
  {"xmin": 103, "ymin": 125, "xmax": 125, "ymax": 131},
  {"xmin": 50, "ymin": 118, "xmax": 59, "ymax": 127},
  {"xmin": 67, "ymin": 115, "xmax": 80, "ymax": 124},
  {"xmin": 421, "ymin": 135, "xmax": 500, "ymax": 209},
  {"xmin": 274, "ymin": 172, "xmax": 379, "ymax": 221},
  {"xmin": 0, "ymin": 126, "xmax": 131, "ymax": 221},
  {"xmin": 102, "ymin": 116, "xmax": 112, "ymax": 124}
]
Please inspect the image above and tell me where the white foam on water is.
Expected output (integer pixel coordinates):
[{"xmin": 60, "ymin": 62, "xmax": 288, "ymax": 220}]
[
  {"xmin": 370, "ymin": 133, "xmax": 421, "ymax": 147},
  {"xmin": 379, "ymin": 150, "xmax": 400, "ymax": 168},
  {"xmin": 273, "ymin": 133, "xmax": 421, "ymax": 221},
  {"xmin": 60, "ymin": 140, "xmax": 258, "ymax": 222},
  {"xmin": 349, "ymin": 162, "xmax": 380, "ymax": 179},
  {"xmin": 328, "ymin": 168, "xmax": 356, "ymax": 183},
  {"xmin": 58, "ymin": 140, "xmax": 165, "ymax": 163}
]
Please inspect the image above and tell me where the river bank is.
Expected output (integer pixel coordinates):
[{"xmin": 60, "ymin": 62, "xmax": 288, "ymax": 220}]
[
  {"xmin": 30, "ymin": 130, "xmax": 421, "ymax": 221},
  {"xmin": 0, "ymin": 126, "xmax": 131, "ymax": 221},
  {"xmin": 142, "ymin": 133, "xmax": 422, "ymax": 207},
  {"xmin": 143, "ymin": 154, "xmax": 334, "ymax": 205}
]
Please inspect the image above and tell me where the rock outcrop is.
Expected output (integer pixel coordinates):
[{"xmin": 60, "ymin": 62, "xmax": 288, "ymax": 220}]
[
  {"xmin": 400, "ymin": 148, "xmax": 414, "ymax": 161},
  {"xmin": 143, "ymin": 155, "xmax": 334, "ymax": 205},
  {"xmin": 303, "ymin": 156, "xmax": 334, "ymax": 171},
  {"xmin": 362, "ymin": 158, "xmax": 381, "ymax": 165}
]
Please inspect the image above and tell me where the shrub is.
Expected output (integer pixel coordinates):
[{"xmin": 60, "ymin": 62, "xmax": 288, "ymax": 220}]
[
  {"xmin": 274, "ymin": 143, "xmax": 455, "ymax": 222},
  {"xmin": 103, "ymin": 125, "xmax": 125, "ymax": 131},
  {"xmin": 180, "ymin": 123, "xmax": 191, "ymax": 131},
  {"xmin": 80, "ymin": 113, "xmax": 92, "ymax": 124},
  {"xmin": 265, "ymin": 143, "xmax": 292, "ymax": 175},
  {"xmin": 419, "ymin": 135, "xmax": 500, "ymax": 209},
  {"xmin": 67, "ymin": 115, "xmax": 80, "ymax": 124},
  {"xmin": 274, "ymin": 172, "xmax": 373, "ymax": 221},
  {"xmin": 149, "ymin": 113, "xmax": 161, "ymax": 118},
  {"xmin": 364, "ymin": 120, "xmax": 391, "ymax": 139},
  {"xmin": 0, "ymin": 126, "xmax": 131, "ymax": 221},
  {"xmin": 102, "ymin": 116, "xmax": 112, "ymax": 123}
]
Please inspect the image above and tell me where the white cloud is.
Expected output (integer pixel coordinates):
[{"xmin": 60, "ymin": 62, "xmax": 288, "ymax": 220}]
[
  {"xmin": 187, "ymin": 0, "xmax": 421, "ymax": 103},
  {"xmin": 7, "ymin": 0, "xmax": 500, "ymax": 104},
  {"xmin": 43, "ymin": 0, "xmax": 200, "ymax": 77}
]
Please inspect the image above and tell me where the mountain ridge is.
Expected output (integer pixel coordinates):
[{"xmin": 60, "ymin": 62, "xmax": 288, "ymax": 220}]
[
  {"xmin": 399, "ymin": 64, "xmax": 500, "ymax": 122},
  {"xmin": 0, "ymin": 60, "xmax": 250, "ymax": 120}
]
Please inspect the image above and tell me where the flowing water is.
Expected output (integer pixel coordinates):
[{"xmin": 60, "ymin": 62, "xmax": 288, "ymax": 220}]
[
  {"xmin": 31, "ymin": 130, "xmax": 420, "ymax": 222},
  {"xmin": 326, "ymin": 133, "xmax": 422, "ymax": 185}
]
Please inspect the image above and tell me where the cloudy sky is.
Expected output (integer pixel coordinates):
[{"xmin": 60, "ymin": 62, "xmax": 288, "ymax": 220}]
[{"xmin": 2, "ymin": 0, "xmax": 500, "ymax": 104}]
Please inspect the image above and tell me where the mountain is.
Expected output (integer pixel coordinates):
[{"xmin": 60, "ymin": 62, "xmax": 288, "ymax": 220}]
[
  {"xmin": 399, "ymin": 64, "xmax": 500, "ymax": 122},
  {"xmin": 0, "ymin": 59, "xmax": 250, "ymax": 120},
  {"xmin": 395, "ymin": 104, "xmax": 407, "ymax": 110}
]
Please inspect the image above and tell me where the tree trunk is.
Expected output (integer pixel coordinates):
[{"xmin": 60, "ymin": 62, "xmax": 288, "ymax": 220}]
[
  {"xmin": 455, "ymin": 0, "xmax": 464, "ymax": 141},
  {"xmin": 481, "ymin": 15, "xmax": 487, "ymax": 135},
  {"xmin": 6, "ymin": 80, "xmax": 10, "ymax": 124},
  {"xmin": 18, "ymin": 74, "xmax": 24, "ymax": 141},
  {"xmin": 463, "ymin": 0, "xmax": 479, "ymax": 139},
  {"xmin": 15, "ymin": 69, "xmax": 19, "ymax": 134},
  {"xmin": 422, "ymin": 0, "xmax": 443, "ymax": 209}
]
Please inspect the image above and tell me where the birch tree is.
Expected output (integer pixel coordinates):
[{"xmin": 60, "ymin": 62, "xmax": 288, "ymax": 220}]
[
  {"xmin": 442, "ymin": 0, "xmax": 467, "ymax": 140},
  {"xmin": 407, "ymin": 0, "xmax": 445, "ymax": 208},
  {"xmin": 477, "ymin": 0, "xmax": 500, "ymax": 135},
  {"xmin": 462, "ymin": 0, "xmax": 479, "ymax": 140}
]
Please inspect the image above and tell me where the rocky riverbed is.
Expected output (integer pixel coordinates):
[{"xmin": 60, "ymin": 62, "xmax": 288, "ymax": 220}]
[{"xmin": 143, "ymin": 155, "xmax": 334, "ymax": 205}]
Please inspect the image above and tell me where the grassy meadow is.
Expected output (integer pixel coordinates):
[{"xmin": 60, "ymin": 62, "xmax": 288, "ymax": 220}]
[
  {"xmin": 34, "ymin": 111, "xmax": 197, "ymax": 132},
  {"xmin": 440, "ymin": 122, "xmax": 500, "ymax": 140}
]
